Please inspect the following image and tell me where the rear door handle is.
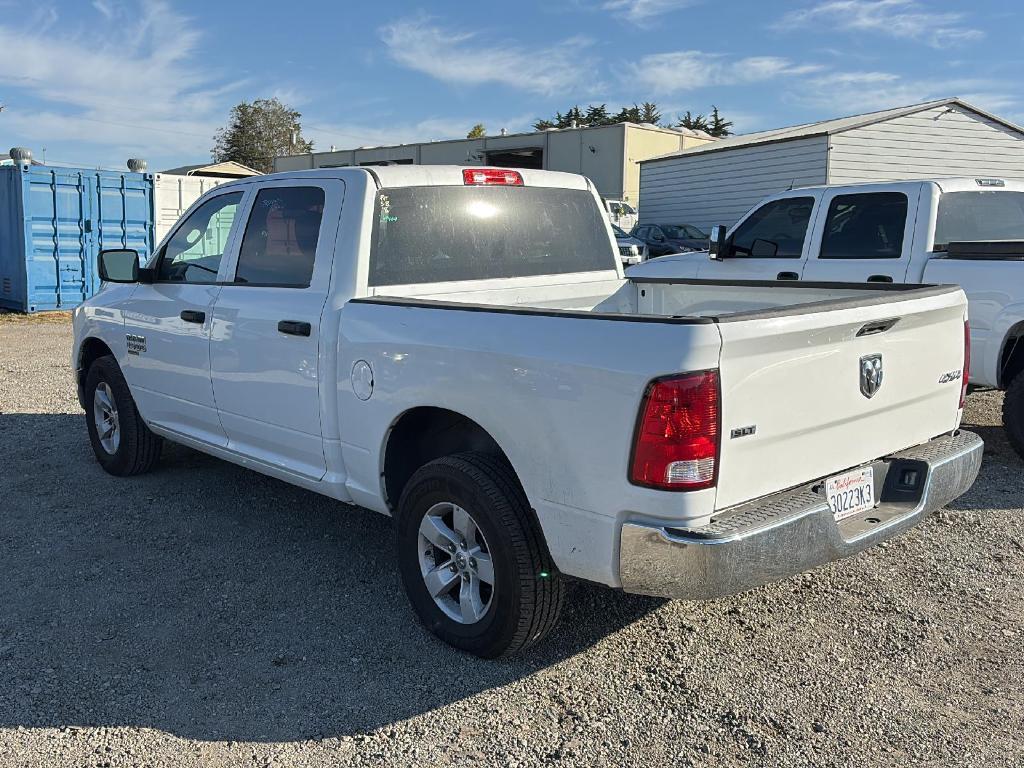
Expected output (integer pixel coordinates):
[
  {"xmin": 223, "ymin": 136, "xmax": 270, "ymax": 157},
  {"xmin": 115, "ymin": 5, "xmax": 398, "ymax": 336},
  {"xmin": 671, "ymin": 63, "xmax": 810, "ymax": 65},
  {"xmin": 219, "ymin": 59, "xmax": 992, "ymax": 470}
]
[
  {"xmin": 867, "ymin": 274, "xmax": 894, "ymax": 283},
  {"xmin": 180, "ymin": 309, "xmax": 205, "ymax": 324},
  {"xmin": 776, "ymin": 271, "xmax": 799, "ymax": 281},
  {"xmin": 278, "ymin": 320, "xmax": 311, "ymax": 337}
]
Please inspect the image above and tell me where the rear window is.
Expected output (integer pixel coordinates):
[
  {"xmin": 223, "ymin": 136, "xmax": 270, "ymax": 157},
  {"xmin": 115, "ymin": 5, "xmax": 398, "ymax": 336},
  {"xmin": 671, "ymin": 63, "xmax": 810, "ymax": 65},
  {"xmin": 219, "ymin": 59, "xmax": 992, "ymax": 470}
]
[
  {"xmin": 368, "ymin": 186, "xmax": 616, "ymax": 286},
  {"xmin": 933, "ymin": 191, "xmax": 1024, "ymax": 249}
]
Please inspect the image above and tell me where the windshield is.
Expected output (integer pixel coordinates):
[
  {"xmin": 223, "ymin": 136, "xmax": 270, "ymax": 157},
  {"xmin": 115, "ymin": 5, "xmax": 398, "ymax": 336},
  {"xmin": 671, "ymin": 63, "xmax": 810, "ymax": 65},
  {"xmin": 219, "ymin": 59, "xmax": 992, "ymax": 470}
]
[
  {"xmin": 612, "ymin": 224, "xmax": 630, "ymax": 238},
  {"xmin": 369, "ymin": 186, "xmax": 617, "ymax": 286},
  {"xmin": 662, "ymin": 225, "xmax": 707, "ymax": 240},
  {"xmin": 933, "ymin": 191, "xmax": 1024, "ymax": 249}
]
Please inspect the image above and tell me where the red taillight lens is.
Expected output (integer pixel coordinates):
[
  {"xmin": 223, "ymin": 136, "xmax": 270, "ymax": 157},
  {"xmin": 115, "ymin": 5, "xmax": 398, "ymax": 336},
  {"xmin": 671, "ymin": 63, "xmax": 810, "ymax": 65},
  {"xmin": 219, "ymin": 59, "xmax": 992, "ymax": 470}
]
[
  {"xmin": 462, "ymin": 168, "xmax": 524, "ymax": 186},
  {"xmin": 961, "ymin": 320, "xmax": 970, "ymax": 408},
  {"xmin": 630, "ymin": 370, "xmax": 720, "ymax": 491}
]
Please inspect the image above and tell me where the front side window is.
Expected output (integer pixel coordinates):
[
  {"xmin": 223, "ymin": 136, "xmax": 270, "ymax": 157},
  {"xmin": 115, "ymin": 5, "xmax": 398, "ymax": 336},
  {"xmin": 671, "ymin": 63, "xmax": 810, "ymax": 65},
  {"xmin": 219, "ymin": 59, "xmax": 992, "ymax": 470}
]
[
  {"xmin": 369, "ymin": 186, "xmax": 616, "ymax": 286},
  {"xmin": 933, "ymin": 191, "xmax": 1024, "ymax": 250},
  {"xmin": 730, "ymin": 197, "xmax": 814, "ymax": 258},
  {"xmin": 157, "ymin": 192, "xmax": 243, "ymax": 282},
  {"xmin": 819, "ymin": 192, "xmax": 908, "ymax": 259},
  {"xmin": 234, "ymin": 187, "xmax": 325, "ymax": 287}
]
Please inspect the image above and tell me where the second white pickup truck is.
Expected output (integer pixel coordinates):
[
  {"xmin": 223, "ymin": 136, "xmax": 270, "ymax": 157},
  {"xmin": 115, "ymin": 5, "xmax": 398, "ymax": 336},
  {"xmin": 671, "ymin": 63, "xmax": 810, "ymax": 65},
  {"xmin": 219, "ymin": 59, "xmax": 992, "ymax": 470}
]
[
  {"xmin": 73, "ymin": 166, "xmax": 981, "ymax": 657},
  {"xmin": 629, "ymin": 177, "xmax": 1024, "ymax": 457}
]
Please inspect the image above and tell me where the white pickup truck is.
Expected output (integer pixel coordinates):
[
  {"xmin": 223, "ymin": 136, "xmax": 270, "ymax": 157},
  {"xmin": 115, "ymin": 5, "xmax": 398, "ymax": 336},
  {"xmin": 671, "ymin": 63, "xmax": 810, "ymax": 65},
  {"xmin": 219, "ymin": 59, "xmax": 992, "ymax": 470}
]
[
  {"xmin": 628, "ymin": 178, "xmax": 1024, "ymax": 457},
  {"xmin": 73, "ymin": 166, "xmax": 981, "ymax": 657}
]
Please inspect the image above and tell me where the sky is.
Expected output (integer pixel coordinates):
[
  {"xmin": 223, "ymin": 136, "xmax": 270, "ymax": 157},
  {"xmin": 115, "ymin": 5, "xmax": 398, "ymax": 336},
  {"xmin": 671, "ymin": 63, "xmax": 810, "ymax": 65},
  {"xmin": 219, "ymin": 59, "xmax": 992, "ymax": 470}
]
[{"xmin": 0, "ymin": 0, "xmax": 1021, "ymax": 171}]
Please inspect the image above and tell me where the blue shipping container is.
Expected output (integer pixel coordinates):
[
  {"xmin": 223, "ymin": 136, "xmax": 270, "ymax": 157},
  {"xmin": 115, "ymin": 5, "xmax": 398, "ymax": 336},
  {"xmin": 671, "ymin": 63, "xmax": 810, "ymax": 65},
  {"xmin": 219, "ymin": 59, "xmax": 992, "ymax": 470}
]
[{"xmin": 0, "ymin": 163, "xmax": 153, "ymax": 312}]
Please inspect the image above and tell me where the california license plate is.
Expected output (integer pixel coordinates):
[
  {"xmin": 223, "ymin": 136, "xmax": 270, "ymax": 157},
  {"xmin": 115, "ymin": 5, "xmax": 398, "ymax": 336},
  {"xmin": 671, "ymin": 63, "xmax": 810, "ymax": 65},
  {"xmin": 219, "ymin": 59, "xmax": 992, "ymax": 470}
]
[{"xmin": 825, "ymin": 467, "xmax": 875, "ymax": 521}]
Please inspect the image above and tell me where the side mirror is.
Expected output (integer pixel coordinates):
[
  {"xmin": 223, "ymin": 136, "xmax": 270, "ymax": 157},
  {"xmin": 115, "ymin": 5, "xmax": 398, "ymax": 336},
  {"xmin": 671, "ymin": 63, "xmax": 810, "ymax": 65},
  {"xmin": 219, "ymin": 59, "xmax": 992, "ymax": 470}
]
[
  {"xmin": 98, "ymin": 249, "xmax": 140, "ymax": 283},
  {"xmin": 708, "ymin": 225, "xmax": 728, "ymax": 260}
]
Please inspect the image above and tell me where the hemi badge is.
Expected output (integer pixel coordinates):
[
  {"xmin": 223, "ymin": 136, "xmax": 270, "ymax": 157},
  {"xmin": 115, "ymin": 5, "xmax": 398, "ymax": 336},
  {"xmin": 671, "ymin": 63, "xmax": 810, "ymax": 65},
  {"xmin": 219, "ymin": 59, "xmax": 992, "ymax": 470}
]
[{"xmin": 730, "ymin": 425, "xmax": 756, "ymax": 439}]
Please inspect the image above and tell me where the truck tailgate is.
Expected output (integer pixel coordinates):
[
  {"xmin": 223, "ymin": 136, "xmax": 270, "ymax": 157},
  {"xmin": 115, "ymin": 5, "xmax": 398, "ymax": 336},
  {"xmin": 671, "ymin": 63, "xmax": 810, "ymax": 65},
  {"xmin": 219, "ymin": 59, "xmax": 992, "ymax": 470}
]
[{"xmin": 714, "ymin": 286, "xmax": 967, "ymax": 510}]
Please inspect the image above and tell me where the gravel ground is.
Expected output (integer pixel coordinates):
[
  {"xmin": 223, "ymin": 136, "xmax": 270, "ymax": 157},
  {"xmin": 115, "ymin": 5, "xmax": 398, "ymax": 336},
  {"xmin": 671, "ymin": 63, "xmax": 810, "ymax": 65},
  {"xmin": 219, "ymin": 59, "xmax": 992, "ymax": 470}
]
[{"xmin": 0, "ymin": 314, "xmax": 1021, "ymax": 768}]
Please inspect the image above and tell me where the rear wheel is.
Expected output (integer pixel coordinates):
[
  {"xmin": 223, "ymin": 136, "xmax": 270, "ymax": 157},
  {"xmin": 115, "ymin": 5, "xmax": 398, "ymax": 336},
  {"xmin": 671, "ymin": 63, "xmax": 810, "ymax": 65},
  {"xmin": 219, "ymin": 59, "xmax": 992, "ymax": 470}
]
[
  {"xmin": 395, "ymin": 452, "xmax": 565, "ymax": 658},
  {"xmin": 84, "ymin": 355, "xmax": 162, "ymax": 476},
  {"xmin": 1003, "ymin": 372, "xmax": 1024, "ymax": 460}
]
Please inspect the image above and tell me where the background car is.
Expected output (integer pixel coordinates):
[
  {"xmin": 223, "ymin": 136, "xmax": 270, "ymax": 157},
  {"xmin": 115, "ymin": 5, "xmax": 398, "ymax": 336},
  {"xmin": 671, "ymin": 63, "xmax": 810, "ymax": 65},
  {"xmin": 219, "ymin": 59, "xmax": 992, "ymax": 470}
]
[
  {"xmin": 631, "ymin": 224, "xmax": 709, "ymax": 257},
  {"xmin": 612, "ymin": 224, "xmax": 648, "ymax": 266},
  {"xmin": 603, "ymin": 199, "xmax": 638, "ymax": 231}
]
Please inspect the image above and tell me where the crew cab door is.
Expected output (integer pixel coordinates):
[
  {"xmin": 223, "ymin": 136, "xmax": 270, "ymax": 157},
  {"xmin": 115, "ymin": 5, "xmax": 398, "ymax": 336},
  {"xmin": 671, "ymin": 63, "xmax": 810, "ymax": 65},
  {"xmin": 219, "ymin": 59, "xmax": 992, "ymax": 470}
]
[
  {"xmin": 800, "ymin": 184, "xmax": 921, "ymax": 284},
  {"xmin": 209, "ymin": 180, "xmax": 343, "ymax": 480},
  {"xmin": 119, "ymin": 189, "xmax": 247, "ymax": 445},
  {"xmin": 697, "ymin": 193, "xmax": 819, "ymax": 281}
]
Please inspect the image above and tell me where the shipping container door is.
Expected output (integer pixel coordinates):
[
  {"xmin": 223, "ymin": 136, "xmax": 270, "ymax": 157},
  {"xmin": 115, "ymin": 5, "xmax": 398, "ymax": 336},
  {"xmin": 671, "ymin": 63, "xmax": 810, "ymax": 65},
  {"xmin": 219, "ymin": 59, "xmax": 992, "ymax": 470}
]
[
  {"xmin": 92, "ymin": 172, "xmax": 152, "ymax": 298},
  {"xmin": 25, "ymin": 168, "xmax": 90, "ymax": 311}
]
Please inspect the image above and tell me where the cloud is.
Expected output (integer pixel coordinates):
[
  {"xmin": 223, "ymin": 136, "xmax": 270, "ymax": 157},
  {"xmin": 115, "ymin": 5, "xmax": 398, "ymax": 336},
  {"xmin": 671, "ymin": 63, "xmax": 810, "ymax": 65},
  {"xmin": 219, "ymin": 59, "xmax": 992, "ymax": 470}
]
[
  {"xmin": 379, "ymin": 18, "xmax": 596, "ymax": 96},
  {"xmin": 601, "ymin": 0, "xmax": 698, "ymax": 24},
  {"xmin": 626, "ymin": 51, "xmax": 821, "ymax": 93},
  {"xmin": 791, "ymin": 70, "xmax": 1017, "ymax": 115},
  {"xmin": 0, "ymin": 0, "xmax": 253, "ymax": 167},
  {"xmin": 779, "ymin": 1, "xmax": 983, "ymax": 47}
]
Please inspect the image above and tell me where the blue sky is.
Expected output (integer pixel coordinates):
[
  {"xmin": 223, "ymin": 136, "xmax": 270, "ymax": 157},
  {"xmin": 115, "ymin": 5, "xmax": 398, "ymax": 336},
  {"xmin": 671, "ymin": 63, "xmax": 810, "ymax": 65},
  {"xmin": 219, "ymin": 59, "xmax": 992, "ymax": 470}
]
[{"xmin": 0, "ymin": 0, "xmax": 1021, "ymax": 171}]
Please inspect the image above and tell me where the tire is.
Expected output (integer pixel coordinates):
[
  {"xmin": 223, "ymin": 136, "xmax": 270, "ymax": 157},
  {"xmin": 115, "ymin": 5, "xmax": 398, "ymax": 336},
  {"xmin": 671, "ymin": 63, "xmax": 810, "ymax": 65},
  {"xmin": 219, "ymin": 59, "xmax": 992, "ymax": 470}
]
[
  {"xmin": 84, "ymin": 355, "xmax": 162, "ymax": 476},
  {"xmin": 1003, "ymin": 372, "xmax": 1024, "ymax": 460},
  {"xmin": 395, "ymin": 452, "xmax": 565, "ymax": 658}
]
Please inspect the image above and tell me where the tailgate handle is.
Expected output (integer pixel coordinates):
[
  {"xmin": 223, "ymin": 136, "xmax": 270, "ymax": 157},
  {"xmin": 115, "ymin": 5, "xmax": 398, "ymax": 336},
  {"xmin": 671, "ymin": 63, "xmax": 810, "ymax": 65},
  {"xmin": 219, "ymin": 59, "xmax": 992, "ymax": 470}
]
[
  {"xmin": 179, "ymin": 309, "xmax": 205, "ymax": 324},
  {"xmin": 867, "ymin": 274, "xmax": 894, "ymax": 283},
  {"xmin": 278, "ymin": 320, "xmax": 312, "ymax": 337},
  {"xmin": 776, "ymin": 271, "xmax": 799, "ymax": 281},
  {"xmin": 857, "ymin": 318, "xmax": 899, "ymax": 337}
]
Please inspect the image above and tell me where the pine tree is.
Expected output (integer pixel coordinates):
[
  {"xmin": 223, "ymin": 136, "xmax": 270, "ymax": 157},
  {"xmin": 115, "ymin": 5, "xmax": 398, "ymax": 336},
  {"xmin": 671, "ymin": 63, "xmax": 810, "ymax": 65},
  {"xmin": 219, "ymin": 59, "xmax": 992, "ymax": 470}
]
[
  {"xmin": 639, "ymin": 102, "xmax": 662, "ymax": 125},
  {"xmin": 707, "ymin": 106, "xmax": 733, "ymax": 137},
  {"xmin": 675, "ymin": 110, "xmax": 709, "ymax": 133},
  {"xmin": 467, "ymin": 123, "xmax": 486, "ymax": 139}
]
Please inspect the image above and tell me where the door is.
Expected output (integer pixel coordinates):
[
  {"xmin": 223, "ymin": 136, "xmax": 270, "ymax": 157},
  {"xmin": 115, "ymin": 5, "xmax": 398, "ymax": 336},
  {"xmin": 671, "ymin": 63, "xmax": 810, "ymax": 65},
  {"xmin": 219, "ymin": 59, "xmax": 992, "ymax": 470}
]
[
  {"xmin": 697, "ymin": 194, "xmax": 819, "ymax": 281},
  {"xmin": 120, "ymin": 189, "xmax": 247, "ymax": 445},
  {"xmin": 210, "ymin": 180, "xmax": 343, "ymax": 480},
  {"xmin": 801, "ymin": 185, "xmax": 921, "ymax": 283}
]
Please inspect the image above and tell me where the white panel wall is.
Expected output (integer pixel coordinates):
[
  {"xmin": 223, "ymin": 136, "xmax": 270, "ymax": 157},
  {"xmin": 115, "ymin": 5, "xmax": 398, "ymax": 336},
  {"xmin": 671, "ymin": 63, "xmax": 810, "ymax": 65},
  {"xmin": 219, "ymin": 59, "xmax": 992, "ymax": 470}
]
[
  {"xmin": 828, "ymin": 106, "xmax": 1024, "ymax": 183},
  {"xmin": 153, "ymin": 174, "xmax": 226, "ymax": 244},
  {"xmin": 638, "ymin": 135, "xmax": 829, "ymax": 229}
]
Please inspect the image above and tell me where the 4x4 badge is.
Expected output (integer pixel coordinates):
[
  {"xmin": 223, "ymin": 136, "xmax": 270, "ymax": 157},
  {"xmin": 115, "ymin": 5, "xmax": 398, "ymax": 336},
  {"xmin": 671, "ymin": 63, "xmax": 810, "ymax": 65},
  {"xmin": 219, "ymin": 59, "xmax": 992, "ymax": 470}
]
[{"xmin": 860, "ymin": 354, "xmax": 883, "ymax": 399}]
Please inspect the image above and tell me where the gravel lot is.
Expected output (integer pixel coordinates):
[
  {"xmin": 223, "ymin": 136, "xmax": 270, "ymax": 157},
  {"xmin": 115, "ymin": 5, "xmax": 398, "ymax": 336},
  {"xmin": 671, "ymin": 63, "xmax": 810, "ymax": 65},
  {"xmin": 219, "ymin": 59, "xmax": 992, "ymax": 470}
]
[{"xmin": 1, "ymin": 313, "xmax": 1021, "ymax": 768}]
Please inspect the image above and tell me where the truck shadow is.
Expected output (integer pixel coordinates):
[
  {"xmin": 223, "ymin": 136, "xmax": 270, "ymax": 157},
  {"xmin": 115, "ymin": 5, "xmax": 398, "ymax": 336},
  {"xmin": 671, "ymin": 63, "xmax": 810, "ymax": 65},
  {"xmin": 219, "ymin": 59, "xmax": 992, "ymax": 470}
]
[{"xmin": 0, "ymin": 412, "xmax": 663, "ymax": 743}]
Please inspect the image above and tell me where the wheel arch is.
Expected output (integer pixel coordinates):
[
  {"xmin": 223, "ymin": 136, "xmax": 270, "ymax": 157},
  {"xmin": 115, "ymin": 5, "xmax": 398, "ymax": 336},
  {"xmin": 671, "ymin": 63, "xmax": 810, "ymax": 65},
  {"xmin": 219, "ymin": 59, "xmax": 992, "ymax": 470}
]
[
  {"xmin": 76, "ymin": 337, "xmax": 115, "ymax": 407},
  {"xmin": 999, "ymin": 321, "xmax": 1024, "ymax": 389}
]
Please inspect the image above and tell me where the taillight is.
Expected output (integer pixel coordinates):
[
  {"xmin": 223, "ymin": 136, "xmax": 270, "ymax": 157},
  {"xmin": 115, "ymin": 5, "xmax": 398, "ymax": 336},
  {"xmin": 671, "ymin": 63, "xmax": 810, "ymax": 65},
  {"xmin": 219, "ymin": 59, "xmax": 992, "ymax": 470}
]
[
  {"xmin": 462, "ymin": 168, "xmax": 524, "ymax": 186},
  {"xmin": 630, "ymin": 370, "xmax": 720, "ymax": 491},
  {"xmin": 961, "ymin": 320, "xmax": 970, "ymax": 408}
]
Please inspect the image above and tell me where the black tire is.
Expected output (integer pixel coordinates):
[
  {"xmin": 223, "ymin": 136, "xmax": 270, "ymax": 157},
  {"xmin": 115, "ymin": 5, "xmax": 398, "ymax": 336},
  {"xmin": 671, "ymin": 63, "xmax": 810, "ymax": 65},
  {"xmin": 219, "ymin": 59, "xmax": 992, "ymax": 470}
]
[
  {"xmin": 1003, "ymin": 372, "xmax": 1024, "ymax": 460},
  {"xmin": 395, "ymin": 452, "xmax": 565, "ymax": 658},
  {"xmin": 84, "ymin": 355, "xmax": 162, "ymax": 476}
]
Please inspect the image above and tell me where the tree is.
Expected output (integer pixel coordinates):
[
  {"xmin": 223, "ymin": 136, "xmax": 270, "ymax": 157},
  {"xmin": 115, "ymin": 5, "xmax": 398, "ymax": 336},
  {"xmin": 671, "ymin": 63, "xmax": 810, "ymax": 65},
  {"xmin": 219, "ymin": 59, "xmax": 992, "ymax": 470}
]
[
  {"xmin": 639, "ymin": 102, "xmax": 662, "ymax": 125},
  {"xmin": 212, "ymin": 97, "xmax": 312, "ymax": 173},
  {"xmin": 707, "ymin": 105, "xmax": 733, "ymax": 137},
  {"xmin": 467, "ymin": 123, "xmax": 486, "ymax": 139},
  {"xmin": 675, "ymin": 110, "xmax": 709, "ymax": 133},
  {"xmin": 584, "ymin": 104, "xmax": 610, "ymax": 126}
]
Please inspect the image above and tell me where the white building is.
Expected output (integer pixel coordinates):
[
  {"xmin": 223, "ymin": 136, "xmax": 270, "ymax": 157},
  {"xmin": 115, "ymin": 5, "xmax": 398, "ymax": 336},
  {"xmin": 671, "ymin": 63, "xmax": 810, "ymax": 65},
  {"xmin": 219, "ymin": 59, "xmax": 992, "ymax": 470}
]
[
  {"xmin": 638, "ymin": 98, "xmax": 1024, "ymax": 229},
  {"xmin": 275, "ymin": 123, "xmax": 714, "ymax": 207}
]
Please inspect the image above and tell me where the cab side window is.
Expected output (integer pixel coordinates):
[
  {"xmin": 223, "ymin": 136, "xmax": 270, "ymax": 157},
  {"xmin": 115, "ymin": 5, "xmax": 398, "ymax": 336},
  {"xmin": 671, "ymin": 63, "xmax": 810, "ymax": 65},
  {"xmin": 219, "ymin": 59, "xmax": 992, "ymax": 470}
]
[
  {"xmin": 730, "ymin": 197, "xmax": 814, "ymax": 258},
  {"xmin": 157, "ymin": 192, "xmax": 243, "ymax": 283},
  {"xmin": 233, "ymin": 187, "xmax": 326, "ymax": 287},
  {"xmin": 819, "ymin": 192, "xmax": 908, "ymax": 259}
]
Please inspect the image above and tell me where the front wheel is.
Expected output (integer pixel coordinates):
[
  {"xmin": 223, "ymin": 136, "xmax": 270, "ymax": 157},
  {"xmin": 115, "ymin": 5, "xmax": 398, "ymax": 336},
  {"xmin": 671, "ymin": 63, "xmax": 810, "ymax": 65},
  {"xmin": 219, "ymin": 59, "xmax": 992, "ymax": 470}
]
[
  {"xmin": 84, "ymin": 355, "xmax": 163, "ymax": 476},
  {"xmin": 1003, "ymin": 372, "xmax": 1024, "ymax": 460},
  {"xmin": 395, "ymin": 452, "xmax": 565, "ymax": 658}
]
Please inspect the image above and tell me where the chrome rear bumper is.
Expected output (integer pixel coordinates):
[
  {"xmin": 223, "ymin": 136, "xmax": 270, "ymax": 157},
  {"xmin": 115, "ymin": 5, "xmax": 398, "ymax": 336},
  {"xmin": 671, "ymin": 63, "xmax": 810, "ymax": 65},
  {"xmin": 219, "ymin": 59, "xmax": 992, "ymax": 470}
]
[{"xmin": 619, "ymin": 430, "xmax": 983, "ymax": 600}]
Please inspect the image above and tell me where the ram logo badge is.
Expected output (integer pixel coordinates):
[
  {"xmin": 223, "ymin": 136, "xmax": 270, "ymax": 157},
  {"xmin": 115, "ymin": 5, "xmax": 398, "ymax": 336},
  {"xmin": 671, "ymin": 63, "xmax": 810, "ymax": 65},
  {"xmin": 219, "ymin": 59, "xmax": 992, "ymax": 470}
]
[
  {"xmin": 126, "ymin": 334, "xmax": 146, "ymax": 355},
  {"xmin": 860, "ymin": 354, "xmax": 883, "ymax": 399}
]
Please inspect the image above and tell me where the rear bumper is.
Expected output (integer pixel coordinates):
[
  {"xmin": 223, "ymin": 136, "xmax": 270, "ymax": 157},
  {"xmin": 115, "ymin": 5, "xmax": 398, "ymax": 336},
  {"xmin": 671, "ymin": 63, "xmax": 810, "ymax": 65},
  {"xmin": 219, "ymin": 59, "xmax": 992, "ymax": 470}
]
[{"xmin": 618, "ymin": 430, "xmax": 983, "ymax": 600}]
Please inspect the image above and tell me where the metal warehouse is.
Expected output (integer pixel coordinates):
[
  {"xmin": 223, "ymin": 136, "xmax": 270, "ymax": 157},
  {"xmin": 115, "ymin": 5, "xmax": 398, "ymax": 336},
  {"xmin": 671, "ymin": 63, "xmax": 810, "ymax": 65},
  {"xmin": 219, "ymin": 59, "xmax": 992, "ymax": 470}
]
[
  {"xmin": 275, "ymin": 122, "xmax": 714, "ymax": 206},
  {"xmin": 638, "ymin": 98, "xmax": 1024, "ymax": 230}
]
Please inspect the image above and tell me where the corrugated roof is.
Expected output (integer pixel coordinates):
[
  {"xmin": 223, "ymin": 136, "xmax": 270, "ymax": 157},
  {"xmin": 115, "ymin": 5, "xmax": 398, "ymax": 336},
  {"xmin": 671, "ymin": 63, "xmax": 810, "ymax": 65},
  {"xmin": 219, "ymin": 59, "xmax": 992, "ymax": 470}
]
[{"xmin": 641, "ymin": 98, "xmax": 1024, "ymax": 164}]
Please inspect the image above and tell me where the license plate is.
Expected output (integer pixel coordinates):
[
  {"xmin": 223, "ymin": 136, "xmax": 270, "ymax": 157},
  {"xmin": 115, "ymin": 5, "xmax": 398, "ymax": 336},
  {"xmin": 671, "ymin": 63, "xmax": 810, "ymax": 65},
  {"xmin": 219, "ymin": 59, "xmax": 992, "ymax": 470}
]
[{"xmin": 825, "ymin": 467, "xmax": 875, "ymax": 521}]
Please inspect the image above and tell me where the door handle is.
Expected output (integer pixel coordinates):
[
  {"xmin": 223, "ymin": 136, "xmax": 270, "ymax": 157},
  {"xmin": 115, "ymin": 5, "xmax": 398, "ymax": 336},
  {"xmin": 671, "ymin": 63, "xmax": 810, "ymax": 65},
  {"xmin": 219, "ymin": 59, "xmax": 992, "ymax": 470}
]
[
  {"xmin": 867, "ymin": 274, "xmax": 894, "ymax": 283},
  {"xmin": 278, "ymin": 320, "xmax": 311, "ymax": 337},
  {"xmin": 179, "ymin": 309, "xmax": 206, "ymax": 324},
  {"xmin": 776, "ymin": 271, "xmax": 799, "ymax": 281}
]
